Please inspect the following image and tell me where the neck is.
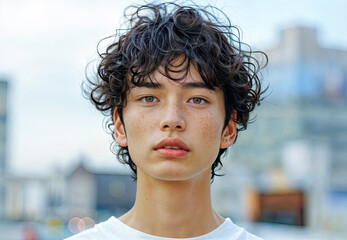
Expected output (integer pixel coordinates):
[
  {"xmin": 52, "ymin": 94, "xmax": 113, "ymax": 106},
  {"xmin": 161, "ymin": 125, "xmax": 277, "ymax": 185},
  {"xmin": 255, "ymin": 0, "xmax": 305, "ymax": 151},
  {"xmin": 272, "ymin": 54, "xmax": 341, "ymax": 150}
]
[{"xmin": 119, "ymin": 169, "xmax": 225, "ymax": 238}]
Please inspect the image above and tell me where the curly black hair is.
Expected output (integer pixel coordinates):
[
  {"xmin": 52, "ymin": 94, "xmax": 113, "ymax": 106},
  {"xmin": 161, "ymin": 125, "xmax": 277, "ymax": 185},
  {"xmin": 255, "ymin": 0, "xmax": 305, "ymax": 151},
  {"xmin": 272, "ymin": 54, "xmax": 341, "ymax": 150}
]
[{"xmin": 84, "ymin": 1, "xmax": 267, "ymax": 182}]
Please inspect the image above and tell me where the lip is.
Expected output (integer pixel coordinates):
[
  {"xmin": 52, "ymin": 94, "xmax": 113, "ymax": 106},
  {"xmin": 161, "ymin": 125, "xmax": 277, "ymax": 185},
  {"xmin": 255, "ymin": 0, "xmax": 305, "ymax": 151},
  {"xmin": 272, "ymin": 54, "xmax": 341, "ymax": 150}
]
[{"xmin": 154, "ymin": 138, "xmax": 190, "ymax": 158}]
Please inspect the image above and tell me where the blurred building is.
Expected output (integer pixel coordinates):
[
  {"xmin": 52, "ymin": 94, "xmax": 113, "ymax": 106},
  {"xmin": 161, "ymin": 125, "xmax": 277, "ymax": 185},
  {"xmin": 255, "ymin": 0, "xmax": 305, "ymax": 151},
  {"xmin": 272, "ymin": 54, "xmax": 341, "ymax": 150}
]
[
  {"xmin": 61, "ymin": 161, "xmax": 136, "ymax": 221},
  {"xmin": 266, "ymin": 26, "xmax": 347, "ymax": 100},
  {"xmin": 214, "ymin": 26, "xmax": 347, "ymax": 231},
  {"xmin": 4, "ymin": 174, "xmax": 48, "ymax": 221},
  {"xmin": 0, "ymin": 79, "xmax": 8, "ymax": 218},
  {"xmin": 0, "ymin": 78, "xmax": 136, "ymax": 225},
  {"xmin": 258, "ymin": 25, "xmax": 347, "ymax": 192},
  {"xmin": 2, "ymin": 160, "xmax": 136, "ymax": 225},
  {"xmin": 0, "ymin": 80, "xmax": 7, "ymax": 175}
]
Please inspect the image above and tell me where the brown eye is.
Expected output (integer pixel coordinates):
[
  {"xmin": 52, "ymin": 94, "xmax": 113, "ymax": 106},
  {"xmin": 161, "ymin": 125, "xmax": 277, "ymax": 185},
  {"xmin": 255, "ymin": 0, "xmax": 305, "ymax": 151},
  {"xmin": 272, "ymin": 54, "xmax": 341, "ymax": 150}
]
[
  {"xmin": 145, "ymin": 96, "xmax": 154, "ymax": 102},
  {"xmin": 140, "ymin": 96, "xmax": 158, "ymax": 103},
  {"xmin": 190, "ymin": 97, "xmax": 205, "ymax": 104}
]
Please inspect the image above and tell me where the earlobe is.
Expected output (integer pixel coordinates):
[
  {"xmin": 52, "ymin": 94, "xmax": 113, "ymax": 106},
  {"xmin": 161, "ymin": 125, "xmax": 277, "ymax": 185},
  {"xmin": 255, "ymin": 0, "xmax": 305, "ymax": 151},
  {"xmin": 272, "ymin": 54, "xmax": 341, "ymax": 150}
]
[
  {"xmin": 220, "ymin": 115, "xmax": 237, "ymax": 149},
  {"xmin": 113, "ymin": 108, "xmax": 128, "ymax": 147}
]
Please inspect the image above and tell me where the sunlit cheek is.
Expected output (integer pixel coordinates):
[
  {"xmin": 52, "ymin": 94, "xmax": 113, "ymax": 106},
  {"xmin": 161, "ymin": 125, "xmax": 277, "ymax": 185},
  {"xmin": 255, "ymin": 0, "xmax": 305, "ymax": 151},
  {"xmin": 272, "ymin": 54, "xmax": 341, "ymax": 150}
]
[
  {"xmin": 126, "ymin": 114, "xmax": 141, "ymax": 143},
  {"xmin": 199, "ymin": 112, "xmax": 223, "ymax": 143},
  {"xmin": 133, "ymin": 112, "xmax": 145, "ymax": 132},
  {"xmin": 126, "ymin": 110, "xmax": 155, "ymax": 147},
  {"xmin": 201, "ymin": 114, "xmax": 224, "ymax": 166}
]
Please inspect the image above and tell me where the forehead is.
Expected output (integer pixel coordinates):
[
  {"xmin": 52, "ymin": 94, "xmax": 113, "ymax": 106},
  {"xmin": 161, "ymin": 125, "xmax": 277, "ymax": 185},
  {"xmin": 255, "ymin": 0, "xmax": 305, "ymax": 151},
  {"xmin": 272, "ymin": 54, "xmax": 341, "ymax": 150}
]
[{"xmin": 128, "ymin": 59, "xmax": 217, "ymax": 91}]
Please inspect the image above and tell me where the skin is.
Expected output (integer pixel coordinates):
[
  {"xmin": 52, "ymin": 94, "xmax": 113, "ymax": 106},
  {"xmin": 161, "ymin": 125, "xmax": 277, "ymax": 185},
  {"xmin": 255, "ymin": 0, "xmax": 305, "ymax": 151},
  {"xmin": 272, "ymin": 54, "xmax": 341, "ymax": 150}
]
[{"xmin": 113, "ymin": 60, "xmax": 237, "ymax": 238}]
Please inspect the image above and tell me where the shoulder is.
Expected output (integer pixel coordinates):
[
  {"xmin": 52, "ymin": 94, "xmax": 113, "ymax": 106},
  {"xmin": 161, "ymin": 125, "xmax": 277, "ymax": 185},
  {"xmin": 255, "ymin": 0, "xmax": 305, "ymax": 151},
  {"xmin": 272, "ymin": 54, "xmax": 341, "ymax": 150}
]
[
  {"xmin": 64, "ymin": 216, "xmax": 120, "ymax": 240},
  {"xmin": 64, "ymin": 227, "xmax": 100, "ymax": 240},
  {"xmin": 221, "ymin": 218, "xmax": 264, "ymax": 240},
  {"xmin": 243, "ymin": 232, "xmax": 264, "ymax": 240}
]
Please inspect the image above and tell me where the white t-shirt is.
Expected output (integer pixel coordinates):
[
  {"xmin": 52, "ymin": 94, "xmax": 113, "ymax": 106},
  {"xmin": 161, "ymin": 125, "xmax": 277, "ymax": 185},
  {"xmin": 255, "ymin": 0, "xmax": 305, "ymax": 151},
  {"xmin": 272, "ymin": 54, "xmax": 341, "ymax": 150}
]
[{"xmin": 65, "ymin": 216, "xmax": 263, "ymax": 240}]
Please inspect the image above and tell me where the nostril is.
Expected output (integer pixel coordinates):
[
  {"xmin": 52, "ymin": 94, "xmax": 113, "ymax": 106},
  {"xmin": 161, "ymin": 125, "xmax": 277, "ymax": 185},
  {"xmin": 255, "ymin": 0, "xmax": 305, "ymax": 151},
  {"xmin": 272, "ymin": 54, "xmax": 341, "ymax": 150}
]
[{"xmin": 161, "ymin": 122, "xmax": 185, "ymax": 131}]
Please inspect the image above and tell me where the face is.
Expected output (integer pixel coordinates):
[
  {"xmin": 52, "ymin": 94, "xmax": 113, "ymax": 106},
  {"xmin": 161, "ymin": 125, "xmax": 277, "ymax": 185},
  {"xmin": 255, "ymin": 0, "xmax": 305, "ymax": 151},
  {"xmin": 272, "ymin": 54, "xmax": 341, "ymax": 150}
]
[{"xmin": 114, "ymin": 61, "xmax": 236, "ymax": 182}]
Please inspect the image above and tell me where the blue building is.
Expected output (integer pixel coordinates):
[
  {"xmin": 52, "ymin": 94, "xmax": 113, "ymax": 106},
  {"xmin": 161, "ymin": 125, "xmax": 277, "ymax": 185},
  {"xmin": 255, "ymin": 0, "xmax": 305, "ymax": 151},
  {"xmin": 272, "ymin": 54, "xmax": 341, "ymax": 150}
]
[
  {"xmin": 0, "ymin": 79, "xmax": 8, "ymax": 219},
  {"xmin": 63, "ymin": 162, "xmax": 136, "ymax": 221},
  {"xmin": 266, "ymin": 26, "xmax": 347, "ymax": 100},
  {"xmin": 217, "ymin": 26, "xmax": 347, "ymax": 230},
  {"xmin": 0, "ymin": 80, "xmax": 7, "ymax": 175}
]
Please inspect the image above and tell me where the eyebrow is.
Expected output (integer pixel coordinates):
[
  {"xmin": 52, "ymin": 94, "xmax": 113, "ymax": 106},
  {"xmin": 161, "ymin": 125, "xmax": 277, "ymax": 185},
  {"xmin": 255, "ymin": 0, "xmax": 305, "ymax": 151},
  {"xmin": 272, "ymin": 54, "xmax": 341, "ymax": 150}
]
[
  {"xmin": 132, "ymin": 81, "xmax": 214, "ymax": 90},
  {"xmin": 133, "ymin": 81, "xmax": 161, "ymax": 89}
]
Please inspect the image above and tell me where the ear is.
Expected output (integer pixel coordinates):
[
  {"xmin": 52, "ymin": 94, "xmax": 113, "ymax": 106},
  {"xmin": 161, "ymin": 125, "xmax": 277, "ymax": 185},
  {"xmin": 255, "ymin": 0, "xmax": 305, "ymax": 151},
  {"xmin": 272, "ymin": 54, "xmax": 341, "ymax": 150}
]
[
  {"xmin": 113, "ymin": 108, "xmax": 127, "ymax": 147},
  {"xmin": 220, "ymin": 113, "xmax": 237, "ymax": 149}
]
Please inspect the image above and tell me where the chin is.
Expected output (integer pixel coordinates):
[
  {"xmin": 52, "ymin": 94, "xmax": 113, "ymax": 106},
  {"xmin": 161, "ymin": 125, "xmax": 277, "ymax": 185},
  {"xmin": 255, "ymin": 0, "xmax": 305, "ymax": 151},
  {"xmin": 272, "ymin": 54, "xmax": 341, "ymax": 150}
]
[
  {"xmin": 150, "ymin": 170, "xmax": 190, "ymax": 182},
  {"xmin": 156, "ymin": 175, "xmax": 192, "ymax": 182},
  {"xmin": 149, "ymin": 168, "xmax": 209, "ymax": 182}
]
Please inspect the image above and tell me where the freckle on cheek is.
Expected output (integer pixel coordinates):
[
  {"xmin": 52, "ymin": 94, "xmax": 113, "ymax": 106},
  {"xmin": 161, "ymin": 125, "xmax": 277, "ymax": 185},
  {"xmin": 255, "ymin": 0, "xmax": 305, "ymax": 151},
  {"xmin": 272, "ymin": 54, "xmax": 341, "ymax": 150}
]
[
  {"xmin": 135, "ymin": 112, "xmax": 145, "ymax": 132},
  {"xmin": 200, "ymin": 114, "xmax": 220, "ymax": 140}
]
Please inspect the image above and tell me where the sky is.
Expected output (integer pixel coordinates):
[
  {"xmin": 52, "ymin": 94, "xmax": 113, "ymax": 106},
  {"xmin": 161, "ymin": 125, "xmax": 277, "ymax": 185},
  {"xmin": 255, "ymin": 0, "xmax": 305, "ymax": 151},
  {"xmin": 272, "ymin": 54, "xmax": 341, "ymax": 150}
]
[{"xmin": 0, "ymin": 0, "xmax": 346, "ymax": 175}]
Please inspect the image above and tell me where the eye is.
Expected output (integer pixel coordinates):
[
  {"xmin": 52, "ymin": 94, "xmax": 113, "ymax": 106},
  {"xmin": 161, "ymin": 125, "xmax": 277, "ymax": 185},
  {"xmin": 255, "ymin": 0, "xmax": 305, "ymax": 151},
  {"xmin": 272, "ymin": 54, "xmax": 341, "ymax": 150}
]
[
  {"xmin": 140, "ymin": 96, "xmax": 158, "ymax": 103},
  {"xmin": 189, "ymin": 97, "xmax": 207, "ymax": 104}
]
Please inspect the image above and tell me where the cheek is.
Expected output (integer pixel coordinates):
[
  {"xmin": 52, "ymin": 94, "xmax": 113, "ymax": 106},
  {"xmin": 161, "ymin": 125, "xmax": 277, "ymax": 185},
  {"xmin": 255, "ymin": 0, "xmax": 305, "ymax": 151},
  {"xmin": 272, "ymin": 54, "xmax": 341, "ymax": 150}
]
[
  {"xmin": 125, "ymin": 111, "xmax": 153, "ymax": 142},
  {"xmin": 132, "ymin": 112, "xmax": 145, "ymax": 133},
  {"xmin": 193, "ymin": 111, "xmax": 224, "ymax": 143}
]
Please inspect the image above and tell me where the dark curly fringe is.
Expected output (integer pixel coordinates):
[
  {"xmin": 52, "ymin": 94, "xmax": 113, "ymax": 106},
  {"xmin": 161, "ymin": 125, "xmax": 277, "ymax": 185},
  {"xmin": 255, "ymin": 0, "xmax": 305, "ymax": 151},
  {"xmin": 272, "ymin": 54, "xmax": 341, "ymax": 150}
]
[{"xmin": 83, "ymin": 1, "xmax": 268, "ymax": 183}]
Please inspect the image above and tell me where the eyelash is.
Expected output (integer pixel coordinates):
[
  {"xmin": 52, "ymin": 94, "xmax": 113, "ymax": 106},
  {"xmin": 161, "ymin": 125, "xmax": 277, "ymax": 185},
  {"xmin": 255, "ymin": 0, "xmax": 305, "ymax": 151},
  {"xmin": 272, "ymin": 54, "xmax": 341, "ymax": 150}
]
[
  {"xmin": 139, "ymin": 96, "xmax": 159, "ymax": 103},
  {"xmin": 138, "ymin": 96, "xmax": 208, "ymax": 104},
  {"xmin": 188, "ymin": 97, "xmax": 207, "ymax": 104}
]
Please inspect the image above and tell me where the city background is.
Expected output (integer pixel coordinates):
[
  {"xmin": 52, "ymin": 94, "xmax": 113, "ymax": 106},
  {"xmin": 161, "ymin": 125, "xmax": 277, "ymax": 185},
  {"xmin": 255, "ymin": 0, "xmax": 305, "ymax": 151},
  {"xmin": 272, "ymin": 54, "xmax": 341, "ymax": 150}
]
[{"xmin": 0, "ymin": 0, "xmax": 346, "ymax": 239}]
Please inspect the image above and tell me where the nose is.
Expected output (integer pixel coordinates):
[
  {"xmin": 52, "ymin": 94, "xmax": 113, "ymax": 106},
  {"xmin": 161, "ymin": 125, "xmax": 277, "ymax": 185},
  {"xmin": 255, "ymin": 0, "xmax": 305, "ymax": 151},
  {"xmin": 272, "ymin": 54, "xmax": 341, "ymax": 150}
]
[{"xmin": 160, "ymin": 102, "xmax": 186, "ymax": 131}]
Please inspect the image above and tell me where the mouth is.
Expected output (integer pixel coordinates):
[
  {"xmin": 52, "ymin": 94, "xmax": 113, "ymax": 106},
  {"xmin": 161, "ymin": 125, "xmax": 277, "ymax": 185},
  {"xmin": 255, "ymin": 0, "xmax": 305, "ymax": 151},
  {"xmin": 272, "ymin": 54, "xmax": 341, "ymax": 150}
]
[
  {"xmin": 162, "ymin": 146, "xmax": 184, "ymax": 149},
  {"xmin": 154, "ymin": 138, "xmax": 190, "ymax": 158}
]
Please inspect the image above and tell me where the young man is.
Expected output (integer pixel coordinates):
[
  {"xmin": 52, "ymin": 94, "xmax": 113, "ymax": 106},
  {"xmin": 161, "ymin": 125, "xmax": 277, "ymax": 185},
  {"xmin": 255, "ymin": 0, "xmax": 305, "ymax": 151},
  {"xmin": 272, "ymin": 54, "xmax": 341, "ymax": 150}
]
[{"xmin": 67, "ymin": 2, "xmax": 267, "ymax": 239}]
